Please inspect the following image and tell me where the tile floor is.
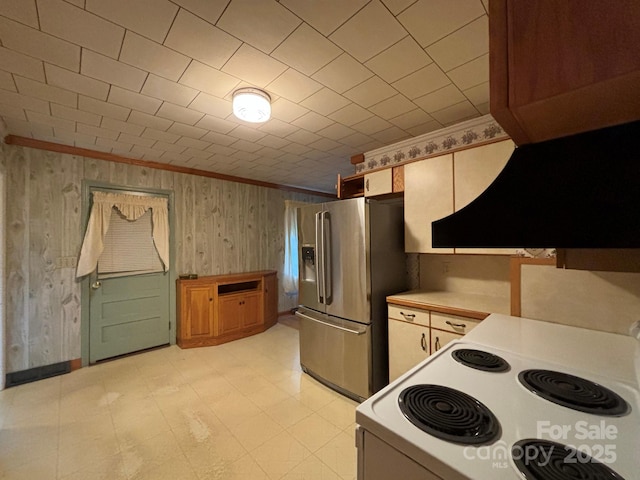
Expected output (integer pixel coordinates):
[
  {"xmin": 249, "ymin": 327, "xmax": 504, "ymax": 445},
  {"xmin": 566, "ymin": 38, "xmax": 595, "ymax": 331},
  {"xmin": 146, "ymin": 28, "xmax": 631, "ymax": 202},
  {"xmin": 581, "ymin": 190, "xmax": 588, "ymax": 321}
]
[{"xmin": 0, "ymin": 320, "xmax": 359, "ymax": 479}]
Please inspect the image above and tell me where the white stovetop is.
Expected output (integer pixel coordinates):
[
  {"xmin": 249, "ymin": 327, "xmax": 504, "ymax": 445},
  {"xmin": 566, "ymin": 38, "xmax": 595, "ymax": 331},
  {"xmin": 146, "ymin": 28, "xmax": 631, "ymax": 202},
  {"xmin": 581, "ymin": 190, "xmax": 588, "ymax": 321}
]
[{"xmin": 357, "ymin": 314, "xmax": 640, "ymax": 480}]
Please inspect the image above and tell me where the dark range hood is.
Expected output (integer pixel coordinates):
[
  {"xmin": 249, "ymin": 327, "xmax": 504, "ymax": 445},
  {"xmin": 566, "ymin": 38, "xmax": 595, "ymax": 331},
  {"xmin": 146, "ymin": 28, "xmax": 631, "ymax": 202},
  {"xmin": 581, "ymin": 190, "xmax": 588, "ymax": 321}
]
[{"xmin": 432, "ymin": 120, "xmax": 640, "ymax": 248}]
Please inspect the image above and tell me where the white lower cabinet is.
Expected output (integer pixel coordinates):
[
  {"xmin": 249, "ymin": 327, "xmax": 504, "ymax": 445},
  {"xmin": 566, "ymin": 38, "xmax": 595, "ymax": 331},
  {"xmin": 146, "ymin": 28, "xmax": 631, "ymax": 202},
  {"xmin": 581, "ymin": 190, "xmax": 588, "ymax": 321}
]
[
  {"xmin": 388, "ymin": 319, "xmax": 430, "ymax": 382},
  {"xmin": 388, "ymin": 304, "xmax": 483, "ymax": 382}
]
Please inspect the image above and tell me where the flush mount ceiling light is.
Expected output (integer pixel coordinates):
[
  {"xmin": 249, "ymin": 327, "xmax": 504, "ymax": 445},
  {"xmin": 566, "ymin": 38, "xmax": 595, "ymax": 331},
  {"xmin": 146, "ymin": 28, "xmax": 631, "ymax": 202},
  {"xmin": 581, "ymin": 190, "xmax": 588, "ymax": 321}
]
[{"xmin": 232, "ymin": 87, "xmax": 271, "ymax": 123}]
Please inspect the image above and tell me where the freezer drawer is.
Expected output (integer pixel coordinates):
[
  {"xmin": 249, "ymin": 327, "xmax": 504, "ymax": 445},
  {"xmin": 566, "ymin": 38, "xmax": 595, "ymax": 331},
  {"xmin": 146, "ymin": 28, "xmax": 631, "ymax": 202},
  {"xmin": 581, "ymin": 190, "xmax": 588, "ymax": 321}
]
[{"xmin": 296, "ymin": 308, "xmax": 371, "ymax": 401}]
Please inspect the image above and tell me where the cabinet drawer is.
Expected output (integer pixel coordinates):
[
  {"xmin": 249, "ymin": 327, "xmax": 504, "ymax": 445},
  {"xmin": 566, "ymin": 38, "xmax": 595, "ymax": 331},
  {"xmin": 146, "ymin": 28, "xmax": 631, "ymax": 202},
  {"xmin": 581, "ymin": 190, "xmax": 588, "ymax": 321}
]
[
  {"xmin": 388, "ymin": 304, "xmax": 429, "ymax": 326},
  {"xmin": 430, "ymin": 312, "xmax": 480, "ymax": 335},
  {"xmin": 431, "ymin": 330, "xmax": 463, "ymax": 354}
]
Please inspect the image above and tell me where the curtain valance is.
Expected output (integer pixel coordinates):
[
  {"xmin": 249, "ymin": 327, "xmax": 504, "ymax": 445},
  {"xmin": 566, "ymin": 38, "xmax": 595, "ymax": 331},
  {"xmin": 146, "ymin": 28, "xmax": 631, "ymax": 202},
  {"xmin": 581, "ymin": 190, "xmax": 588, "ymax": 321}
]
[{"xmin": 76, "ymin": 192, "xmax": 169, "ymax": 278}]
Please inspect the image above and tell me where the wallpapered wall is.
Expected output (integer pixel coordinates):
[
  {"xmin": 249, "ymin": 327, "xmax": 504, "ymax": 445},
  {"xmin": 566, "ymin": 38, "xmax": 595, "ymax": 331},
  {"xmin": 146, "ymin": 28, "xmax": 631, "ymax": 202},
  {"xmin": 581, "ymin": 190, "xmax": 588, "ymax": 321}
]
[{"xmin": 1, "ymin": 143, "xmax": 325, "ymax": 373}]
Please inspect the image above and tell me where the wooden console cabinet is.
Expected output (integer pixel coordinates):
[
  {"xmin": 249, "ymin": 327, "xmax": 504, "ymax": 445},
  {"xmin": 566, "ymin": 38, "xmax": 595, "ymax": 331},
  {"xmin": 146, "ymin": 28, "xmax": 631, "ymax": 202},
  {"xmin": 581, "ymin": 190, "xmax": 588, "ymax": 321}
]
[{"xmin": 177, "ymin": 270, "xmax": 278, "ymax": 348}]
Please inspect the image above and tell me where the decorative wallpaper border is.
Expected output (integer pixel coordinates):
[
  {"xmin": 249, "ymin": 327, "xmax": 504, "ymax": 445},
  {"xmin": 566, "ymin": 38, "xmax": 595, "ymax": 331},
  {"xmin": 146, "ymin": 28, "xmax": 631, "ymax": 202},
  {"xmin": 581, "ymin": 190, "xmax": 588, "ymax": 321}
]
[{"xmin": 357, "ymin": 114, "xmax": 509, "ymax": 173}]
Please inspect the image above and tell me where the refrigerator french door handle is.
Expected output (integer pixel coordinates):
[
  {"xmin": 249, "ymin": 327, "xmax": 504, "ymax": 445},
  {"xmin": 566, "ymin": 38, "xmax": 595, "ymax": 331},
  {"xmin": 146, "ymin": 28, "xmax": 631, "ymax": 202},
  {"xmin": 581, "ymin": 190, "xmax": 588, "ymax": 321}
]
[
  {"xmin": 322, "ymin": 211, "xmax": 332, "ymax": 304},
  {"xmin": 315, "ymin": 211, "xmax": 324, "ymax": 304}
]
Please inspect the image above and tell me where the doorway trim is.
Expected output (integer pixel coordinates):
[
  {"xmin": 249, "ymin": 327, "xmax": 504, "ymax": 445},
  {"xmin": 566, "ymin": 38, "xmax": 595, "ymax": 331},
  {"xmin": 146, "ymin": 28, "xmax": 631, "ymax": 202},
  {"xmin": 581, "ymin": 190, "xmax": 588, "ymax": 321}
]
[{"xmin": 80, "ymin": 180, "xmax": 176, "ymax": 366}]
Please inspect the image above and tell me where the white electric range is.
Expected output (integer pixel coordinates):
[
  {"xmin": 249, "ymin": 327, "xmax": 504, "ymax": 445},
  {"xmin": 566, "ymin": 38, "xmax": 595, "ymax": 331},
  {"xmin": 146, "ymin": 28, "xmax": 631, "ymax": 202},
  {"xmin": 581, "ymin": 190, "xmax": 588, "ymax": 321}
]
[{"xmin": 356, "ymin": 314, "xmax": 640, "ymax": 479}]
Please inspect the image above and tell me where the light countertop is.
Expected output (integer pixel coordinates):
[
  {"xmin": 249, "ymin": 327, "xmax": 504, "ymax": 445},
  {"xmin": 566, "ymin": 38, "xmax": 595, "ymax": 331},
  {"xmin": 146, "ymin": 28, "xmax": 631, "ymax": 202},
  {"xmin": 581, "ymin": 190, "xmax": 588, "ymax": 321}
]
[{"xmin": 387, "ymin": 289, "xmax": 511, "ymax": 319}]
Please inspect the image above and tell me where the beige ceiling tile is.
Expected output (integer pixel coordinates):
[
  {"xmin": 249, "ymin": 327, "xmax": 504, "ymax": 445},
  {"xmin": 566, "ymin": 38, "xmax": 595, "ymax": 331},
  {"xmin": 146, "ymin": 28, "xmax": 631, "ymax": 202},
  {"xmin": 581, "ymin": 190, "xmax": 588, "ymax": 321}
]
[
  {"xmin": 271, "ymin": 23, "xmax": 342, "ymax": 76},
  {"xmin": 77, "ymin": 123, "xmax": 120, "ymax": 140},
  {"xmin": 329, "ymin": 0, "xmax": 407, "ymax": 62},
  {"xmin": 0, "ymin": 103, "xmax": 26, "ymax": 120},
  {"xmin": 312, "ymin": 53, "xmax": 374, "ymax": 94},
  {"xmin": 256, "ymin": 134, "xmax": 291, "ymax": 149},
  {"xmin": 52, "ymin": 127, "xmax": 96, "ymax": 145},
  {"xmin": 280, "ymin": 0, "xmax": 368, "ymax": 36},
  {"xmin": 176, "ymin": 137, "xmax": 210, "ymax": 151},
  {"xmin": 392, "ymin": 64, "xmax": 450, "ymax": 99},
  {"xmin": 217, "ymin": 0, "xmax": 301, "ymax": 54},
  {"xmin": 184, "ymin": 147, "xmax": 212, "ymax": 159},
  {"xmin": 267, "ymin": 69, "xmax": 322, "ymax": 103},
  {"xmin": 381, "ymin": 0, "xmax": 416, "ymax": 15},
  {"xmin": 101, "ymin": 117, "xmax": 144, "ymax": 136},
  {"xmin": 0, "ymin": 16, "xmax": 79, "ymax": 71},
  {"xmin": 229, "ymin": 138, "xmax": 262, "ymax": 153},
  {"xmin": 222, "ymin": 44, "xmax": 287, "ymax": 88},
  {"xmin": 4, "ymin": 117, "xmax": 53, "ymax": 136},
  {"xmin": 291, "ymin": 111, "xmax": 334, "ymax": 132},
  {"xmin": 128, "ymin": 110, "xmax": 173, "ymax": 130},
  {"xmin": 427, "ymin": 16, "xmax": 488, "ymax": 72},
  {"xmin": 194, "ymin": 114, "xmax": 235, "ymax": 134},
  {"xmin": 476, "ymin": 102, "xmax": 490, "ymax": 115},
  {"xmin": 254, "ymin": 145, "xmax": 283, "ymax": 159},
  {"xmin": 179, "ymin": 61, "xmax": 240, "ymax": 98},
  {"xmin": 430, "ymin": 100, "xmax": 479, "ymax": 125},
  {"xmin": 201, "ymin": 130, "xmax": 237, "ymax": 146},
  {"xmin": 399, "ymin": 0, "xmax": 485, "ymax": 47},
  {"xmin": 413, "ymin": 84, "xmax": 466, "ymax": 113},
  {"xmin": 170, "ymin": 0, "xmax": 228, "ymax": 23},
  {"xmin": 227, "ymin": 125, "xmax": 266, "ymax": 142},
  {"xmin": 0, "ymin": 47, "xmax": 45, "ymax": 81},
  {"xmin": 316, "ymin": 123, "xmax": 357, "ymax": 141},
  {"xmin": 0, "ymin": 0, "xmax": 39, "ymax": 27},
  {"xmin": 448, "ymin": 54, "xmax": 489, "ymax": 90},
  {"xmin": 328, "ymin": 103, "xmax": 374, "ymax": 126},
  {"xmin": 271, "ymin": 98, "xmax": 308, "ymax": 123},
  {"xmin": 118, "ymin": 132, "xmax": 156, "ymax": 148},
  {"xmin": 206, "ymin": 143, "xmax": 236, "ymax": 156},
  {"xmin": 167, "ymin": 122, "xmax": 207, "ymax": 139},
  {"xmin": 188, "ymin": 93, "xmax": 231, "ymax": 118},
  {"xmin": 108, "ymin": 86, "xmax": 162, "ymax": 115},
  {"xmin": 406, "ymin": 119, "xmax": 444, "ymax": 137},
  {"xmin": 130, "ymin": 144, "xmax": 158, "ymax": 158},
  {"xmin": 79, "ymin": 95, "xmax": 130, "ymax": 120},
  {"xmin": 15, "ymin": 76, "xmax": 77, "ymax": 107},
  {"xmin": 257, "ymin": 118, "xmax": 299, "ymax": 137},
  {"xmin": 300, "ymin": 88, "xmax": 350, "ymax": 116},
  {"xmin": 142, "ymin": 128, "xmax": 179, "ymax": 144},
  {"xmin": 120, "ymin": 31, "xmax": 190, "ymax": 82},
  {"xmin": 95, "ymin": 136, "xmax": 133, "ymax": 152},
  {"xmin": 45, "ymin": 64, "xmax": 109, "ymax": 100},
  {"xmin": 369, "ymin": 94, "xmax": 416, "ymax": 119},
  {"xmin": 152, "ymin": 140, "xmax": 187, "ymax": 153},
  {"xmin": 85, "ymin": 0, "xmax": 178, "ymax": 43},
  {"xmin": 388, "ymin": 108, "xmax": 435, "ymax": 130},
  {"xmin": 0, "ymin": 69, "xmax": 16, "ymax": 91},
  {"xmin": 164, "ymin": 9, "xmax": 240, "ymax": 69},
  {"xmin": 280, "ymin": 143, "xmax": 312, "ymax": 156},
  {"xmin": 38, "ymin": 0, "xmax": 125, "ymax": 58},
  {"xmin": 344, "ymin": 76, "xmax": 397, "ymax": 108},
  {"xmin": 81, "ymin": 50, "xmax": 147, "ymax": 92},
  {"xmin": 365, "ymin": 36, "xmax": 433, "ymax": 83},
  {"xmin": 156, "ymin": 102, "xmax": 204, "ymax": 125},
  {"xmin": 285, "ymin": 129, "xmax": 321, "ymax": 145},
  {"xmin": 463, "ymin": 81, "xmax": 489, "ymax": 107},
  {"xmin": 50, "ymin": 103, "xmax": 101, "ymax": 126},
  {"xmin": 161, "ymin": 151, "xmax": 192, "ymax": 164},
  {"xmin": 370, "ymin": 125, "xmax": 411, "ymax": 143},
  {"xmin": 141, "ymin": 74, "xmax": 198, "ymax": 107},
  {"xmin": 339, "ymin": 132, "xmax": 375, "ymax": 148},
  {"xmin": 352, "ymin": 115, "xmax": 393, "ymax": 135},
  {"xmin": 26, "ymin": 110, "xmax": 75, "ymax": 130}
]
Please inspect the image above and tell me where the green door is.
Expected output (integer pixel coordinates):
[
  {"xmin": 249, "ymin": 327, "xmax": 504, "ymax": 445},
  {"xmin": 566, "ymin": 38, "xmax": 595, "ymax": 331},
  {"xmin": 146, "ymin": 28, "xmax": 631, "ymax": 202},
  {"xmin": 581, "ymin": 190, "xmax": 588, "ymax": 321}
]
[{"xmin": 89, "ymin": 271, "xmax": 170, "ymax": 363}]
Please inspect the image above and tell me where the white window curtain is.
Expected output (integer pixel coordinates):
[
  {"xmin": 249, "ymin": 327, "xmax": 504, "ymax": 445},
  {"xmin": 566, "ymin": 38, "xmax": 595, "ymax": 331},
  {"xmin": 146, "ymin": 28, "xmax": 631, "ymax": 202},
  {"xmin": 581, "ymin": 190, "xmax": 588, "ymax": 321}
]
[
  {"xmin": 76, "ymin": 191, "xmax": 169, "ymax": 278},
  {"xmin": 283, "ymin": 200, "xmax": 307, "ymax": 297}
]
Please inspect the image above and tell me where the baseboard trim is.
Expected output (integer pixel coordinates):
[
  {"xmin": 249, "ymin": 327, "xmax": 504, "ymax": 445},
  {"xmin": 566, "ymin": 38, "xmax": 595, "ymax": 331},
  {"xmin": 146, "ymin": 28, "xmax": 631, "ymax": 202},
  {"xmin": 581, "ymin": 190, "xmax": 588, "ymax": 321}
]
[{"xmin": 5, "ymin": 360, "xmax": 74, "ymax": 388}]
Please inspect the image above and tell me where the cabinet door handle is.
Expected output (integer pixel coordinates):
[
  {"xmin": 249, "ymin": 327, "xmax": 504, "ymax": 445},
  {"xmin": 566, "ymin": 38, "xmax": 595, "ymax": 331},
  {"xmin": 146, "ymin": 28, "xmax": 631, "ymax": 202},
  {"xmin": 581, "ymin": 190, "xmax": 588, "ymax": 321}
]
[
  {"xmin": 434, "ymin": 336, "xmax": 441, "ymax": 351},
  {"xmin": 209, "ymin": 298, "xmax": 212, "ymax": 301},
  {"xmin": 446, "ymin": 320, "xmax": 466, "ymax": 329},
  {"xmin": 400, "ymin": 312, "xmax": 416, "ymax": 321},
  {"xmin": 420, "ymin": 333, "xmax": 427, "ymax": 352},
  {"xmin": 365, "ymin": 178, "xmax": 369, "ymax": 191}
]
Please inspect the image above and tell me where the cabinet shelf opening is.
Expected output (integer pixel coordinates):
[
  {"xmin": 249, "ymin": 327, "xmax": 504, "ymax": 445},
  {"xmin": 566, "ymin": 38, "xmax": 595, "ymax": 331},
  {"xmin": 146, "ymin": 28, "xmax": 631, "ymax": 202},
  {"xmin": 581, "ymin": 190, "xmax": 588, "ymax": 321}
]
[{"xmin": 217, "ymin": 280, "xmax": 261, "ymax": 295}]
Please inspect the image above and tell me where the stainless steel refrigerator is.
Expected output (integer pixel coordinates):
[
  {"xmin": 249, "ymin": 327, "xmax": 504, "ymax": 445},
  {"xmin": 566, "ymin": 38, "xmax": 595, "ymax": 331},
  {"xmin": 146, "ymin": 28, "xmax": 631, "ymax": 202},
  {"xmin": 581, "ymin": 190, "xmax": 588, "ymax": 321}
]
[{"xmin": 295, "ymin": 197, "xmax": 406, "ymax": 402}]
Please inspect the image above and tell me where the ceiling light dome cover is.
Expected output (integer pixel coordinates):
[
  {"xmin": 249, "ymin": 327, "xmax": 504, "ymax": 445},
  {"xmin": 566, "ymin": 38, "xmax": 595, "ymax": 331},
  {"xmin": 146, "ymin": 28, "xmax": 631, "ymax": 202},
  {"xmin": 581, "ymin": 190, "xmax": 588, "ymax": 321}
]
[{"xmin": 232, "ymin": 88, "xmax": 271, "ymax": 123}]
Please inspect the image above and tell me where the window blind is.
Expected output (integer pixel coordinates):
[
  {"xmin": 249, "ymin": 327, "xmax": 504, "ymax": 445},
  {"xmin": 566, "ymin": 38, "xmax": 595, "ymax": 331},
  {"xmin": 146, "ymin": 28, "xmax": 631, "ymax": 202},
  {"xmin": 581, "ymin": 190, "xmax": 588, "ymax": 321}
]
[{"xmin": 97, "ymin": 207, "xmax": 163, "ymax": 278}]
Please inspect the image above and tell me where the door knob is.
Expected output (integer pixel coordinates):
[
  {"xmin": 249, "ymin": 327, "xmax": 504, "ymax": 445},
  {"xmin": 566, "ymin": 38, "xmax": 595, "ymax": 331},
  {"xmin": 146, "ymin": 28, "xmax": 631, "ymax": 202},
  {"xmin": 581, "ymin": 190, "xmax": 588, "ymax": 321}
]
[{"xmin": 91, "ymin": 281, "xmax": 102, "ymax": 290}]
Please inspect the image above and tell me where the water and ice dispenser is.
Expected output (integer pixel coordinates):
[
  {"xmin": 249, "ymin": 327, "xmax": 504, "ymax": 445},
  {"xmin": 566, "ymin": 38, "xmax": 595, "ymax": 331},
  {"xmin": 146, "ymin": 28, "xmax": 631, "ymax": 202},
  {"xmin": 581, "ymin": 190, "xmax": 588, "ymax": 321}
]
[{"xmin": 301, "ymin": 246, "xmax": 316, "ymax": 282}]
